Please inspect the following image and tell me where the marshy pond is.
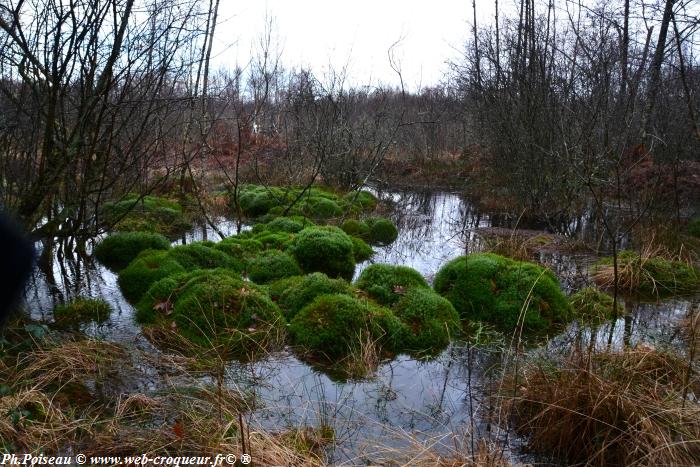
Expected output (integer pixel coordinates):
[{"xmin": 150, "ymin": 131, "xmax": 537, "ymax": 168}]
[{"xmin": 22, "ymin": 187, "xmax": 698, "ymax": 464}]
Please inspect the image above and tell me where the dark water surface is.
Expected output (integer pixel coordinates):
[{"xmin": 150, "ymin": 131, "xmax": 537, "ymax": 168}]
[{"xmin": 23, "ymin": 188, "xmax": 696, "ymax": 464}]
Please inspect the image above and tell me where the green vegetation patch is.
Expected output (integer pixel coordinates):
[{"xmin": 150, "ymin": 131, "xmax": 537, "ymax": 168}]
[
  {"xmin": 344, "ymin": 190, "xmax": 378, "ymax": 212},
  {"xmin": 93, "ymin": 231, "xmax": 171, "ymax": 271},
  {"xmin": 135, "ymin": 269, "xmax": 240, "ymax": 324},
  {"xmin": 248, "ymin": 250, "xmax": 302, "ymax": 284},
  {"xmin": 341, "ymin": 219, "xmax": 370, "ymax": 238},
  {"xmin": 252, "ymin": 216, "xmax": 312, "ymax": 234},
  {"xmin": 351, "ymin": 237, "xmax": 374, "ymax": 262},
  {"xmin": 53, "ymin": 297, "xmax": 111, "ymax": 324},
  {"xmin": 289, "ymin": 294, "xmax": 404, "ymax": 359},
  {"xmin": 117, "ymin": 249, "xmax": 186, "ymax": 302},
  {"xmin": 434, "ymin": 253, "xmax": 572, "ymax": 331},
  {"xmin": 213, "ymin": 237, "xmax": 263, "ymax": 272},
  {"xmin": 593, "ymin": 250, "xmax": 700, "ymax": 298},
  {"xmin": 393, "ymin": 288, "xmax": 461, "ymax": 356},
  {"xmin": 569, "ymin": 287, "xmax": 624, "ymax": 325},
  {"xmin": 292, "ymin": 226, "xmax": 356, "ymax": 280},
  {"xmin": 234, "ymin": 185, "xmax": 377, "ymax": 220},
  {"xmin": 277, "ymin": 272, "xmax": 354, "ymax": 320},
  {"xmin": 252, "ymin": 231, "xmax": 296, "ymax": 250},
  {"xmin": 355, "ymin": 264, "xmax": 430, "ymax": 306},
  {"xmin": 167, "ymin": 244, "xmax": 239, "ymax": 271},
  {"xmin": 138, "ymin": 270, "xmax": 284, "ymax": 353},
  {"xmin": 102, "ymin": 194, "xmax": 191, "ymax": 237},
  {"xmin": 365, "ymin": 217, "xmax": 398, "ymax": 245}
]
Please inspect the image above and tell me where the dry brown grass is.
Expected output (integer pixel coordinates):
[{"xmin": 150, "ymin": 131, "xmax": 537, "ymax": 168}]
[
  {"xmin": 341, "ymin": 330, "xmax": 383, "ymax": 379},
  {"xmin": 371, "ymin": 433, "xmax": 514, "ymax": 467},
  {"xmin": 0, "ymin": 388, "xmax": 83, "ymax": 452},
  {"xmin": 0, "ymin": 325, "xmax": 329, "ymax": 464},
  {"xmin": 481, "ymin": 234, "xmax": 535, "ymax": 261},
  {"xmin": 13, "ymin": 339, "xmax": 125, "ymax": 390},
  {"xmin": 500, "ymin": 346, "xmax": 700, "ymax": 466},
  {"xmin": 591, "ymin": 243, "xmax": 700, "ymax": 298}
]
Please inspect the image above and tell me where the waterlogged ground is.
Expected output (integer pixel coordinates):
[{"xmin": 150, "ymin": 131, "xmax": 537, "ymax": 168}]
[{"xmin": 23, "ymin": 188, "xmax": 699, "ymax": 464}]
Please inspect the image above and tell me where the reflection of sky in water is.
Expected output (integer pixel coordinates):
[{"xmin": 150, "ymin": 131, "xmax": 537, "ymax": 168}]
[
  {"xmin": 355, "ymin": 189, "xmax": 487, "ymax": 283},
  {"xmin": 21, "ymin": 190, "xmax": 697, "ymax": 464}
]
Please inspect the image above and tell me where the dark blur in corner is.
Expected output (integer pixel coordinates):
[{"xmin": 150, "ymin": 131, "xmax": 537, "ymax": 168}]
[{"xmin": 0, "ymin": 212, "xmax": 35, "ymax": 325}]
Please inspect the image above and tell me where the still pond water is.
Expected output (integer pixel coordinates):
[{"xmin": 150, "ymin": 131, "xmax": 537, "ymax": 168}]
[{"xmin": 24, "ymin": 188, "xmax": 695, "ymax": 464}]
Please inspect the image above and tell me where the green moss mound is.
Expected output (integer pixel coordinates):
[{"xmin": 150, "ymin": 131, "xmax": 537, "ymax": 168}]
[
  {"xmin": 293, "ymin": 226, "xmax": 356, "ymax": 280},
  {"xmin": 213, "ymin": 238, "xmax": 263, "ymax": 271},
  {"xmin": 277, "ymin": 272, "xmax": 354, "ymax": 320},
  {"xmin": 117, "ymin": 250, "xmax": 186, "ymax": 302},
  {"xmin": 569, "ymin": 287, "xmax": 623, "ymax": 325},
  {"xmin": 54, "ymin": 298, "xmax": 111, "ymax": 323},
  {"xmin": 303, "ymin": 197, "xmax": 342, "ymax": 219},
  {"xmin": 93, "ymin": 231, "xmax": 170, "ymax": 271},
  {"xmin": 253, "ymin": 216, "xmax": 310, "ymax": 234},
  {"xmin": 135, "ymin": 269, "xmax": 240, "ymax": 324},
  {"xmin": 351, "ymin": 237, "xmax": 374, "ymax": 262},
  {"xmin": 345, "ymin": 190, "xmax": 378, "ymax": 212},
  {"xmin": 355, "ymin": 264, "xmax": 430, "ymax": 306},
  {"xmin": 267, "ymin": 276, "xmax": 304, "ymax": 303},
  {"xmin": 289, "ymin": 294, "xmax": 404, "ymax": 359},
  {"xmin": 434, "ymin": 253, "xmax": 572, "ymax": 331},
  {"xmin": 143, "ymin": 271, "xmax": 284, "ymax": 352},
  {"xmin": 341, "ymin": 219, "xmax": 370, "ymax": 238},
  {"xmin": 167, "ymin": 244, "xmax": 239, "ymax": 271},
  {"xmin": 235, "ymin": 185, "xmax": 377, "ymax": 219},
  {"xmin": 253, "ymin": 231, "xmax": 296, "ymax": 250},
  {"xmin": 102, "ymin": 194, "xmax": 191, "ymax": 236},
  {"xmin": 248, "ymin": 250, "xmax": 302, "ymax": 284},
  {"xmin": 593, "ymin": 251, "xmax": 700, "ymax": 298},
  {"xmin": 237, "ymin": 186, "xmax": 286, "ymax": 217},
  {"xmin": 365, "ymin": 217, "xmax": 398, "ymax": 245},
  {"xmin": 393, "ymin": 288, "xmax": 461, "ymax": 356},
  {"xmin": 688, "ymin": 218, "xmax": 700, "ymax": 238}
]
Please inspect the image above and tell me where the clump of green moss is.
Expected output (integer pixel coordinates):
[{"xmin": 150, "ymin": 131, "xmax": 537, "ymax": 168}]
[
  {"xmin": 167, "ymin": 244, "xmax": 239, "ymax": 271},
  {"xmin": 393, "ymin": 288, "xmax": 461, "ymax": 356},
  {"xmin": 345, "ymin": 190, "xmax": 378, "ymax": 212},
  {"xmin": 139, "ymin": 270, "xmax": 284, "ymax": 353},
  {"xmin": 365, "ymin": 217, "xmax": 398, "ymax": 245},
  {"xmin": 267, "ymin": 276, "xmax": 304, "ymax": 303},
  {"xmin": 253, "ymin": 216, "xmax": 311, "ymax": 234},
  {"xmin": 54, "ymin": 297, "xmax": 111, "ymax": 323},
  {"xmin": 237, "ymin": 186, "xmax": 286, "ymax": 217},
  {"xmin": 592, "ymin": 250, "xmax": 700, "ymax": 298},
  {"xmin": 303, "ymin": 197, "xmax": 342, "ymax": 219},
  {"xmin": 289, "ymin": 294, "xmax": 404, "ymax": 359},
  {"xmin": 102, "ymin": 194, "xmax": 191, "ymax": 236},
  {"xmin": 248, "ymin": 250, "xmax": 302, "ymax": 284},
  {"xmin": 253, "ymin": 231, "xmax": 296, "ymax": 250},
  {"xmin": 213, "ymin": 237, "xmax": 263, "ymax": 271},
  {"xmin": 277, "ymin": 272, "xmax": 354, "ymax": 320},
  {"xmin": 569, "ymin": 287, "xmax": 623, "ymax": 325},
  {"xmin": 341, "ymin": 219, "xmax": 370, "ymax": 238},
  {"xmin": 688, "ymin": 218, "xmax": 700, "ymax": 238},
  {"xmin": 434, "ymin": 253, "xmax": 572, "ymax": 331},
  {"xmin": 117, "ymin": 249, "xmax": 186, "ymax": 302},
  {"xmin": 234, "ymin": 185, "xmax": 377, "ymax": 220},
  {"xmin": 135, "ymin": 269, "xmax": 240, "ymax": 324},
  {"xmin": 340, "ymin": 217, "xmax": 398, "ymax": 246},
  {"xmin": 351, "ymin": 237, "xmax": 374, "ymax": 262},
  {"xmin": 93, "ymin": 231, "xmax": 171, "ymax": 271},
  {"xmin": 292, "ymin": 226, "xmax": 356, "ymax": 280},
  {"xmin": 355, "ymin": 264, "xmax": 430, "ymax": 306}
]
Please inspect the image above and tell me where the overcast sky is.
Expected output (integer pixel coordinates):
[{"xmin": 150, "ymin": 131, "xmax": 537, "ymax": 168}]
[{"xmin": 211, "ymin": 1, "xmax": 492, "ymax": 90}]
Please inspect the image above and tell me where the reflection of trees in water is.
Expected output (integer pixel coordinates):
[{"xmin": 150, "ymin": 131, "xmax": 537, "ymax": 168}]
[
  {"xmin": 372, "ymin": 189, "xmax": 490, "ymax": 278},
  {"xmin": 26, "ymin": 237, "xmax": 123, "ymax": 321}
]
